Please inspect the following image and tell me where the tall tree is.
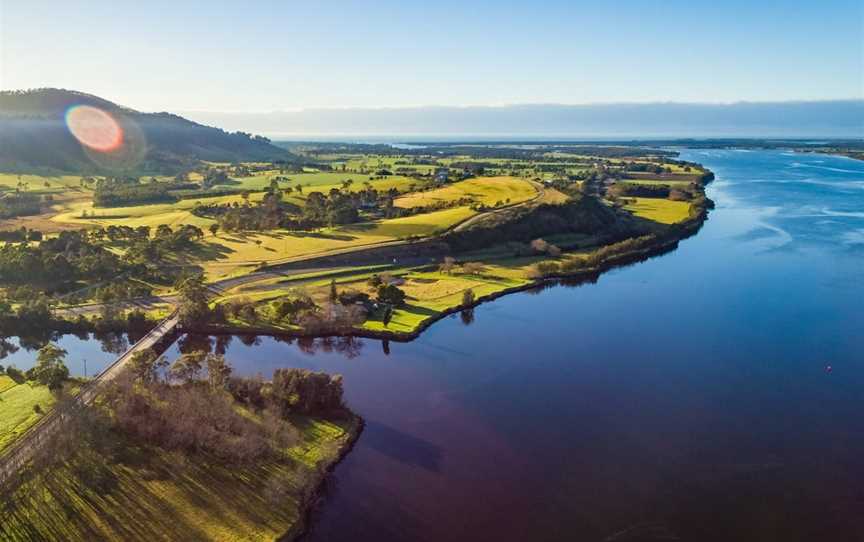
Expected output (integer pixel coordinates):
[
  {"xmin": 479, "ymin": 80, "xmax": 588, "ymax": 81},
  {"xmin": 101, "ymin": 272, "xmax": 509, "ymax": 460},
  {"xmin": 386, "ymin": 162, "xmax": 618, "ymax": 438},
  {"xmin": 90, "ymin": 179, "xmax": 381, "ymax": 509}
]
[
  {"xmin": 176, "ymin": 274, "xmax": 211, "ymax": 326},
  {"xmin": 28, "ymin": 343, "xmax": 69, "ymax": 390},
  {"xmin": 170, "ymin": 351, "xmax": 205, "ymax": 384},
  {"xmin": 206, "ymin": 354, "xmax": 232, "ymax": 391},
  {"xmin": 129, "ymin": 349, "xmax": 168, "ymax": 384}
]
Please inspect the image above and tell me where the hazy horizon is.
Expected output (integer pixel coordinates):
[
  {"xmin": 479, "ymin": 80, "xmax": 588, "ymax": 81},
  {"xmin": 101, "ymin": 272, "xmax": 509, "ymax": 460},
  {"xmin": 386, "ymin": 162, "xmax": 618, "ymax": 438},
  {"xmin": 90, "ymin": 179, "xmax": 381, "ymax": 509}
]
[
  {"xmin": 180, "ymin": 100, "xmax": 863, "ymax": 139},
  {"xmin": 2, "ymin": 1, "xmax": 861, "ymax": 112}
]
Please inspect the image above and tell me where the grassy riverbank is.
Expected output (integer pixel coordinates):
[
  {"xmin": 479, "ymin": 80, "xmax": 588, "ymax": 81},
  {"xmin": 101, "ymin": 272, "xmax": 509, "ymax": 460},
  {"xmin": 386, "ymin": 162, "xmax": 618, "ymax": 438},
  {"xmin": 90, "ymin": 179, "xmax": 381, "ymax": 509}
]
[
  {"xmin": 1, "ymin": 400, "xmax": 361, "ymax": 542},
  {"xmin": 194, "ymin": 163, "xmax": 713, "ymax": 340}
]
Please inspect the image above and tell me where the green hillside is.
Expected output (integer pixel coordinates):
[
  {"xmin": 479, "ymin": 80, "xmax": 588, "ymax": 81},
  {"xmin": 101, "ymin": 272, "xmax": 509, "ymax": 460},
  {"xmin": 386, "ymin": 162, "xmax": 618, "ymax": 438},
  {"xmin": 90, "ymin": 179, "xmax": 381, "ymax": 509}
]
[{"xmin": 0, "ymin": 89, "xmax": 295, "ymax": 174}]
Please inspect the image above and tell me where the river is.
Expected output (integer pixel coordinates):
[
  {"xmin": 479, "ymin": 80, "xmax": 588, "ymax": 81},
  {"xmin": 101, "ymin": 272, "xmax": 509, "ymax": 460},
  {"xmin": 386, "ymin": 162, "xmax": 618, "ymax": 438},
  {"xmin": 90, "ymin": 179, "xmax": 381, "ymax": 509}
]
[{"xmin": 6, "ymin": 149, "xmax": 864, "ymax": 541}]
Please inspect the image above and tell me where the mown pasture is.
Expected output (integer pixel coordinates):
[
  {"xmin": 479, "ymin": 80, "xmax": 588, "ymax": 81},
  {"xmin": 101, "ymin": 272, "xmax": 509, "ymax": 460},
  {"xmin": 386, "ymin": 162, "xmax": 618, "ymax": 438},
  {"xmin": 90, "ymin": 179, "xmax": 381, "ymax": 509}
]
[
  {"xmin": 0, "ymin": 376, "xmax": 54, "ymax": 453},
  {"xmin": 623, "ymin": 197, "xmax": 692, "ymax": 224}
]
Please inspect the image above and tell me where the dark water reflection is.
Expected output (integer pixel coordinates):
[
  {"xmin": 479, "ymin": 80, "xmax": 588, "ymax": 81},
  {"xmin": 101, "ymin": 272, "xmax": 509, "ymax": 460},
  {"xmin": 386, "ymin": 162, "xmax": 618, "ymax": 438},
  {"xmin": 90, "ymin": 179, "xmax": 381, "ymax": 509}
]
[
  {"xmin": 0, "ymin": 331, "xmax": 134, "ymax": 377},
  {"xmin": 165, "ymin": 149, "xmax": 863, "ymax": 542}
]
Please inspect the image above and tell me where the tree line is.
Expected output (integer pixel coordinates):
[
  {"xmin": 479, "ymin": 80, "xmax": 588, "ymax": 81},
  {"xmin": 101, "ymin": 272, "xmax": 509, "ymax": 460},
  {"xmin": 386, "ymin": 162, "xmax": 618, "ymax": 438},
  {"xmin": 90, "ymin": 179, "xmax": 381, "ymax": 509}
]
[{"xmin": 92, "ymin": 176, "xmax": 189, "ymax": 207}]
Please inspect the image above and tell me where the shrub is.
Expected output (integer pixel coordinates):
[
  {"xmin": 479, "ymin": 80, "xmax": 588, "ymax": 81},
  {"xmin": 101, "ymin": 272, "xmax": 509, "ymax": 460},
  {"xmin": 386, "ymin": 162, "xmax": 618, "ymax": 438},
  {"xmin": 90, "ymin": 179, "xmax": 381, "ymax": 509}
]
[
  {"xmin": 106, "ymin": 371, "xmax": 280, "ymax": 464},
  {"xmin": 338, "ymin": 289, "xmax": 371, "ymax": 306},
  {"xmin": 461, "ymin": 262, "xmax": 486, "ymax": 275},
  {"xmin": 270, "ymin": 368, "xmax": 345, "ymax": 416},
  {"xmin": 377, "ymin": 284, "xmax": 406, "ymax": 306},
  {"xmin": 526, "ymin": 261, "xmax": 560, "ymax": 279},
  {"xmin": 462, "ymin": 288, "xmax": 475, "ymax": 306},
  {"xmin": 558, "ymin": 257, "xmax": 587, "ymax": 273}
]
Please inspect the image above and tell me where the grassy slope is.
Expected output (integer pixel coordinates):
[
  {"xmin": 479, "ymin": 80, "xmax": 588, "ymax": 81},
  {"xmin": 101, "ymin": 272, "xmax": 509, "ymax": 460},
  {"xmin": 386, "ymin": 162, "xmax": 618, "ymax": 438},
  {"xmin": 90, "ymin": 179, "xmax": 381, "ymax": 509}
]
[
  {"xmin": 51, "ymin": 174, "xmax": 417, "ymax": 230},
  {"xmin": 110, "ymin": 177, "xmax": 531, "ymax": 280},
  {"xmin": 0, "ymin": 374, "xmax": 16, "ymax": 393},
  {"xmin": 216, "ymin": 260, "xmax": 540, "ymax": 335},
  {"xmin": 362, "ymin": 269, "xmax": 530, "ymax": 333},
  {"xmin": 4, "ymin": 172, "xmax": 537, "ymax": 281},
  {"xmin": 1, "ymin": 413, "xmax": 360, "ymax": 542},
  {"xmin": 623, "ymin": 197, "xmax": 692, "ymax": 224},
  {"xmin": 212, "ymin": 184, "xmax": 699, "ymax": 337},
  {"xmin": 394, "ymin": 176, "xmax": 536, "ymax": 209},
  {"xmin": 0, "ymin": 380, "xmax": 54, "ymax": 453},
  {"xmin": 45, "ymin": 175, "xmax": 425, "ymax": 280},
  {"xmin": 0, "ymin": 173, "xmax": 86, "ymax": 193}
]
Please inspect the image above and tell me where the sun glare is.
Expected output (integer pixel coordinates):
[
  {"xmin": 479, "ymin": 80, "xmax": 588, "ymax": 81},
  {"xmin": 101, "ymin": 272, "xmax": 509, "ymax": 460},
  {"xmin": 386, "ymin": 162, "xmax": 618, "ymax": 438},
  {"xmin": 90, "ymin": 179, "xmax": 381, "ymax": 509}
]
[{"xmin": 65, "ymin": 105, "xmax": 124, "ymax": 152}]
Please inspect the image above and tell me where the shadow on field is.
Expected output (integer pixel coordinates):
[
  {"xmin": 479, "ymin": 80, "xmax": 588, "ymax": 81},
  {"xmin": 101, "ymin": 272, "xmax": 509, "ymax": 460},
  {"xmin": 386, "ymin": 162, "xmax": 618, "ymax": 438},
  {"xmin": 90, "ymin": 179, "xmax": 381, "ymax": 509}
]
[
  {"xmin": 287, "ymin": 231, "xmax": 356, "ymax": 241},
  {"xmin": 192, "ymin": 241, "xmax": 236, "ymax": 261},
  {"xmin": 401, "ymin": 304, "xmax": 438, "ymax": 318},
  {"xmin": 1, "ymin": 444, "xmax": 303, "ymax": 541},
  {"xmin": 90, "ymin": 213, "xmax": 132, "ymax": 220},
  {"xmin": 343, "ymin": 222, "xmax": 436, "ymax": 238}
]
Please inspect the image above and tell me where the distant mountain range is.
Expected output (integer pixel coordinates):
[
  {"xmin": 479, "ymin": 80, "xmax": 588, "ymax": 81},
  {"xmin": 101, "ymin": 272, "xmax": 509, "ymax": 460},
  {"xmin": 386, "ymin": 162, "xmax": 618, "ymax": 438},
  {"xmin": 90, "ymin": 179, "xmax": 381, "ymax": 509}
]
[
  {"xmin": 182, "ymin": 101, "xmax": 864, "ymax": 140},
  {"xmin": 0, "ymin": 89, "xmax": 292, "ymax": 174}
]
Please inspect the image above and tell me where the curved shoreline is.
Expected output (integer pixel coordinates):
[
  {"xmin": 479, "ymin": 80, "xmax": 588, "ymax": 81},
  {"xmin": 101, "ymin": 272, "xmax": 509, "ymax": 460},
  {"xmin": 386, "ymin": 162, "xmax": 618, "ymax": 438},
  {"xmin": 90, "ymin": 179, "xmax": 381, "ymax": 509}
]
[
  {"xmin": 280, "ymin": 414, "xmax": 365, "ymax": 542},
  {"xmin": 233, "ymin": 186, "xmax": 713, "ymax": 542},
  {"xmin": 192, "ymin": 195, "xmax": 712, "ymax": 344}
]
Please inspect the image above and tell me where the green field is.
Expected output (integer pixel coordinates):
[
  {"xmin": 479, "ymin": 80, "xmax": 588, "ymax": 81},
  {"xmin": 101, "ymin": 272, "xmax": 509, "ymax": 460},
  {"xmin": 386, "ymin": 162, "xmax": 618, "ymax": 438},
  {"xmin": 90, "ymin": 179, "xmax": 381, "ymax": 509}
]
[
  {"xmin": 180, "ymin": 207, "xmax": 475, "ymax": 280},
  {"xmin": 217, "ymin": 260, "xmax": 538, "ymax": 336},
  {"xmin": 51, "ymin": 174, "xmax": 418, "ymax": 230},
  {"xmin": 361, "ymin": 269, "xmax": 530, "ymax": 333},
  {"xmin": 1, "ymin": 413, "xmax": 359, "ymax": 541},
  {"xmin": 214, "ymin": 171, "xmax": 419, "ymax": 193},
  {"xmin": 0, "ymin": 173, "xmax": 88, "ymax": 194},
  {"xmin": 394, "ymin": 175, "xmax": 536, "ymax": 209},
  {"xmin": 0, "ymin": 150, "xmax": 706, "ymax": 298},
  {"xmin": 0, "ymin": 374, "xmax": 16, "ymax": 393},
  {"xmin": 623, "ymin": 197, "xmax": 692, "ymax": 224},
  {"xmin": 48, "ymin": 176, "xmax": 535, "ymax": 281},
  {"xmin": 0, "ymin": 379, "xmax": 54, "ymax": 453}
]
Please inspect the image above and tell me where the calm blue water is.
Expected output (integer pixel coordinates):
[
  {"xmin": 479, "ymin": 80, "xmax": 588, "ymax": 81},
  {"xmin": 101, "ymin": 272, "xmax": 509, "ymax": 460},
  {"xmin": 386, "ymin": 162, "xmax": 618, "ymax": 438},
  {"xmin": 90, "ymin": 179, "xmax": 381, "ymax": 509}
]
[
  {"xmin": 0, "ymin": 332, "xmax": 131, "ymax": 378},
  {"xmin": 8, "ymin": 149, "xmax": 864, "ymax": 541}
]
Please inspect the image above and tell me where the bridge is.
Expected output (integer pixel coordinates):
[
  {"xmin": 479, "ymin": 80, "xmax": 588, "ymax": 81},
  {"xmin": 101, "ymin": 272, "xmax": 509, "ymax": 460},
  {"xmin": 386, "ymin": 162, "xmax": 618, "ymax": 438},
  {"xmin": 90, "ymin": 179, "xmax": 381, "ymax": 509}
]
[{"xmin": 0, "ymin": 312, "xmax": 180, "ymax": 485}]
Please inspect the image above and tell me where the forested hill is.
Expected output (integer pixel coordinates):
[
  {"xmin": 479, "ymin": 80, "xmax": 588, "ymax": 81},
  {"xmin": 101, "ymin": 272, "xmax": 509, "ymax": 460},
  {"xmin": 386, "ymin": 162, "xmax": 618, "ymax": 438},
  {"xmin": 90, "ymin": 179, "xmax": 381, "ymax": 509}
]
[{"xmin": 0, "ymin": 89, "xmax": 294, "ymax": 174}]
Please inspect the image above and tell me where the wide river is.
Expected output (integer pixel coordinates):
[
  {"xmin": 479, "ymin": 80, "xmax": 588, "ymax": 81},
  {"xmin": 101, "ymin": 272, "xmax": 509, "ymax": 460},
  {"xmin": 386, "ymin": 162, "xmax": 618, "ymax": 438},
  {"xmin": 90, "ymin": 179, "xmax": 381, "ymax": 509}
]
[{"xmin": 6, "ymin": 149, "xmax": 864, "ymax": 541}]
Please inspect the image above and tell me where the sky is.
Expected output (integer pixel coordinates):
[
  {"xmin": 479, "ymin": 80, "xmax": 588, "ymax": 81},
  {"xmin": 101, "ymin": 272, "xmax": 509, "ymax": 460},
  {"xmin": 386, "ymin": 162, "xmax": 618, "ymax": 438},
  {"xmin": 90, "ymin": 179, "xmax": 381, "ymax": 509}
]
[{"xmin": 0, "ymin": 0, "xmax": 862, "ymax": 113}]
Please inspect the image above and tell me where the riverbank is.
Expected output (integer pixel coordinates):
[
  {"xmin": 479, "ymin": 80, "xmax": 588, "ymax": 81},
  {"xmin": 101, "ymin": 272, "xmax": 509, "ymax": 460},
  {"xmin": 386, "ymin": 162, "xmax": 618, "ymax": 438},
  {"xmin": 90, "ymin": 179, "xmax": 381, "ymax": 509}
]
[
  {"xmin": 0, "ymin": 189, "xmax": 711, "ymax": 348},
  {"xmin": 0, "ymin": 160, "xmax": 715, "ymax": 365},
  {"xmin": 0, "ymin": 406, "xmax": 363, "ymax": 542},
  {"xmin": 193, "ymin": 191, "xmax": 712, "ymax": 342},
  {"xmin": 280, "ymin": 415, "xmax": 365, "ymax": 542}
]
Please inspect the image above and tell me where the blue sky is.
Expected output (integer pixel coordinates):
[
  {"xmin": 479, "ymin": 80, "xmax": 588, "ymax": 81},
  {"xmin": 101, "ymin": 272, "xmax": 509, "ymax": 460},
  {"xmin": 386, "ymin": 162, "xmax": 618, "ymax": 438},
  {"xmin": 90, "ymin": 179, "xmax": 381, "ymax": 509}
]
[{"xmin": 1, "ymin": 0, "xmax": 861, "ymax": 112}]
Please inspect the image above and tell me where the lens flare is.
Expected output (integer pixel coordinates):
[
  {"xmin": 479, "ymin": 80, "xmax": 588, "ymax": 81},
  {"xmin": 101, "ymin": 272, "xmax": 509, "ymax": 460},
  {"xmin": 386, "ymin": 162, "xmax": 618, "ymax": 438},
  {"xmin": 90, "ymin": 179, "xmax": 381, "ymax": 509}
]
[{"xmin": 65, "ymin": 105, "xmax": 124, "ymax": 152}]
